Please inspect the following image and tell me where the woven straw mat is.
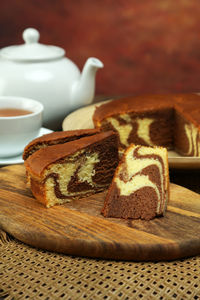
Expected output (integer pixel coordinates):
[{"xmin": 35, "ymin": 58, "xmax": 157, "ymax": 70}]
[{"xmin": 1, "ymin": 230, "xmax": 200, "ymax": 300}]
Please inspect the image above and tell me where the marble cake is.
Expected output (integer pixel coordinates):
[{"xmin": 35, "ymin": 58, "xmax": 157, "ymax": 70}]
[
  {"xmin": 93, "ymin": 93, "xmax": 200, "ymax": 156},
  {"xmin": 24, "ymin": 131, "xmax": 119, "ymax": 208},
  {"xmin": 102, "ymin": 144, "xmax": 169, "ymax": 220}
]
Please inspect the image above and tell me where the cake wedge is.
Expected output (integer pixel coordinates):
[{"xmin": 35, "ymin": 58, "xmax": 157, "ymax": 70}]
[
  {"xmin": 102, "ymin": 144, "xmax": 169, "ymax": 220},
  {"xmin": 24, "ymin": 131, "xmax": 119, "ymax": 208}
]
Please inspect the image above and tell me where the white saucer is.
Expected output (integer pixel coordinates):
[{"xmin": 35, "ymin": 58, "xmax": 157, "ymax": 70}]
[{"xmin": 0, "ymin": 127, "xmax": 53, "ymax": 166}]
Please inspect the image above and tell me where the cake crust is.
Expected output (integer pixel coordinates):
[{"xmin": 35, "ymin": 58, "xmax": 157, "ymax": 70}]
[
  {"xmin": 93, "ymin": 94, "xmax": 175, "ymax": 126},
  {"xmin": 23, "ymin": 128, "xmax": 100, "ymax": 160}
]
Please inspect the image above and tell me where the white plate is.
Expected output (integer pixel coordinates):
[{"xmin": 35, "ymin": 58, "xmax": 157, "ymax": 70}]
[
  {"xmin": 168, "ymin": 151, "xmax": 200, "ymax": 169},
  {"xmin": 0, "ymin": 127, "xmax": 53, "ymax": 166},
  {"xmin": 62, "ymin": 102, "xmax": 200, "ymax": 169}
]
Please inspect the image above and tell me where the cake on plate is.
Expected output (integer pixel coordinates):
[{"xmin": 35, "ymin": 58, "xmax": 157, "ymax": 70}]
[
  {"xmin": 93, "ymin": 93, "xmax": 200, "ymax": 156},
  {"xmin": 24, "ymin": 131, "xmax": 119, "ymax": 208},
  {"xmin": 102, "ymin": 144, "xmax": 169, "ymax": 220}
]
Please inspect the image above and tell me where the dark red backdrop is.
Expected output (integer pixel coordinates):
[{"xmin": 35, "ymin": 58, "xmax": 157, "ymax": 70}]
[{"xmin": 1, "ymin": 0, "xmax": 200, "ymax": 96}]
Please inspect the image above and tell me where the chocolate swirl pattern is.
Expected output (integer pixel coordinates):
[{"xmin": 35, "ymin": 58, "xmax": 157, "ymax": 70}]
[
  {"xmin": 106, "ymin": 115, "xmax": 155, "ymax": 148},
  {"xmin": 93, "ymin": 94, "xmax": 200, "ymax": 157},
  {"xmin": 25, "ymin": 130, "xmax": 119, "ymax": 208},
  {"xmin": 41, "ymin": 149, "xmax": 119, "ymax": 207},
  {"xmin": 184, "ymin": 123, "xmax": 200, "ymax": 156},
  {"xmin": 44, "ymin": 152, "xmax": 100, "ymax": 204},
  {"xmin": 102, "ymin": 144, "xmax": 169, "ymax": 220},
  {"xmin": 106, "ymin": 116, "xmax": 132, "ymax": 147}
]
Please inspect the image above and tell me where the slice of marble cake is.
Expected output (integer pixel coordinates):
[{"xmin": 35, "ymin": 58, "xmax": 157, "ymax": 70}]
[
  {"xmin": 102, "ymin": 144, "xmax": 169, "ymax": 220},
  {"xmin": 24, "ymin": 131, "xmax": 119, "ymax": 208}
]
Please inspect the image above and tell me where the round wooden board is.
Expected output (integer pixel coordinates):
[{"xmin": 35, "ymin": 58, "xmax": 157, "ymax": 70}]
[{"xmin": 1, "ymin": 164, "xmax": 200, "ymax": 261}]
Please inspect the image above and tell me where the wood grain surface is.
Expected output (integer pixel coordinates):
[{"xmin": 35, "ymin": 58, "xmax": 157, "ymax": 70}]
[{"xmin": 1, "ymin": 164, "xmax": 200, "ymax": 261}]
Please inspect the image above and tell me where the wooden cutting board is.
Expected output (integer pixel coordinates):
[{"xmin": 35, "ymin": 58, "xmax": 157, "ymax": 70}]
[{"xmin": 1, "ymin": 164, "xmax": 200, "ymax": 261}]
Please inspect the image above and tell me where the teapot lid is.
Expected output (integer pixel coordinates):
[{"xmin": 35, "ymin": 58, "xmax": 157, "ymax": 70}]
[{"xmin": 0, "ymin": 28, "xmax": 65, "ymax": 62}]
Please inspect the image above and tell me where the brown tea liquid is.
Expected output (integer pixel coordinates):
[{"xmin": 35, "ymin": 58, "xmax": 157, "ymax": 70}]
[{"xmin": 0, "ymin": 108, "xmax": 32, "ymax": 117}]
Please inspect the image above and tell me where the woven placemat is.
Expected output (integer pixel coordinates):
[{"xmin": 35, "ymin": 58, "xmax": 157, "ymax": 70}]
[{"xmin": 1, "ymin": 230, "xmax": 200, "ymax": 300}]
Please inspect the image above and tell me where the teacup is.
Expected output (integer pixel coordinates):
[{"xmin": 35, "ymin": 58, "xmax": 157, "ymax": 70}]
[{"xmin": 0, "ymin": 96, "xmax": 43, "ymax": 158}]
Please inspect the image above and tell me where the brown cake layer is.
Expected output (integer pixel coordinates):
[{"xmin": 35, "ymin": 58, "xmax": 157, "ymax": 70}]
[
  {"xmin": 23, "ymin": 128, "xmax": 100, "ymax": 160},
  {"xmin": 102, "ymin": 144, "xmax": 169, "ymax": 220},
  {"xmin": 103, "ymin": 183, "xmax": 158, "ymax": 220}
]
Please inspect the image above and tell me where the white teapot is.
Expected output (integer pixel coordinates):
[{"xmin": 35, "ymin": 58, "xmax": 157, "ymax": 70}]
[{"xmin": 0, "ymin": 28, "xmax": 103, "ymax": 129}]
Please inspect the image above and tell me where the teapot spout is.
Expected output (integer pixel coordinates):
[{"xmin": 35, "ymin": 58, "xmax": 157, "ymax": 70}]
[{"xmin": 70, "ymin": 57, "xmax": 103, "ymax": 110}]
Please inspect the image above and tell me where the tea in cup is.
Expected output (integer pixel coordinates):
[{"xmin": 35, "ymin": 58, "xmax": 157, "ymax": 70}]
[{"xmin": 0, "ymin": 96, "xmax": 43, "ymax": 158}]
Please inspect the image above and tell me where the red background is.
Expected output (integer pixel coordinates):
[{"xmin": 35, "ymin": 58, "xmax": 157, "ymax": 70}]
[{"xmin": 1, "ymin": 0, "xmax": 200, "ymax": 97}]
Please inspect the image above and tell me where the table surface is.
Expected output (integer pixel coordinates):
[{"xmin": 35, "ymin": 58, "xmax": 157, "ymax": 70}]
[{"xmin": 1, "ymin": 97, "xmax": 200, "ymax": 299}]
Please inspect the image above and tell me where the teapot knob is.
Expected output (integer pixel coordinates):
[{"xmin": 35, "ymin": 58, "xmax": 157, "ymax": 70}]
[{"xmin": 23, "ymin": 28, "xmax": 40, "ymax": 44}]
